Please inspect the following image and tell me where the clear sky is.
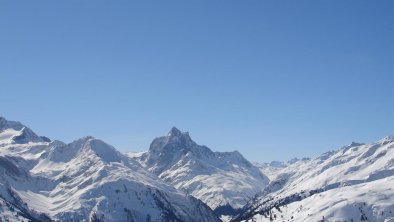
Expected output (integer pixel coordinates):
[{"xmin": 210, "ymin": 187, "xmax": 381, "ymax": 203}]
[{"xmin": 1, "ymin": 1, "xmax": 393, "ymax": 162}]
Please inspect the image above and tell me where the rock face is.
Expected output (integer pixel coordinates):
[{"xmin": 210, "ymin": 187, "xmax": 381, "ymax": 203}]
[
  {"xmin": 130, "ymin": 127, "xmax": 269, "ymax": 212},
  {"xmin": 0, "ymin": 117, "xmax": 219, "ymax": 222}
]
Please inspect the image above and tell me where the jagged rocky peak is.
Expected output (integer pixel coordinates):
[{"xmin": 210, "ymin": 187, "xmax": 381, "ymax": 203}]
[
  {"xmin": 167, "ymin": 127, "xmax": 193, "ymax": 142},
  {"xmin": 149, "ymin": 127, "xmax": 196, "ymax": 153},
  {"xmin": 143, "ymin": 127, "xmax": 215, "ymax": 174},
  {"xmin": 168, "ymin": 126, "xmax": 183, "ymax": 137},
  {"xmin": 0, "ymin": 116, "xmax": 24, "ymax": 131},
  {"xmin": 135, "ymin": 127, "xmax": 270, "ymax": 211}
]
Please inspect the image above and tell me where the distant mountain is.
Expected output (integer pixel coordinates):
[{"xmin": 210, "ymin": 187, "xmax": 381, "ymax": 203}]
[
  {"xmin": 1, "ymin": 116, "xmax": 394, "ymax": 222},
  {"xmin": 0, "ymin": 117, "xmax": 219, "ymax": 222},
  {"xmin": 233, "ymin": 137, "xmax": 394, "ymax": 222},
  {"xmin": 128, "ymin": 127, "xmax": 269, "ymax": 214},
  {"xmin": 0, "ymin": 117, "xmax": 48, "ymax": 144}
]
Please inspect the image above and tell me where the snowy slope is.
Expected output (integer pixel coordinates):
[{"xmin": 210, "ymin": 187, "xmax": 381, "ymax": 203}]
[
  {"xmin": 0, "ymin": 195, "xmax": 41, "ymax": 222},
  {"xmin": 234, "ymin": 137, "xmax": 394, "ymax": 222},
  {"xmin": 238, "ymin": 175, "xmax": 394, "ymax": 222},
  {"xmin": 2, "ymin": 116, "xmax": 394, "ymax": 222},
  {"xmin": 262, "ymin": 138, "xmax": 394, "ymax": 197},
  {"xmin": 0, "ymin": 117, "xmax": 48, "ymax": 145},
  {"xmin": 0, "ymin": 117, "xmax": 219, "ymax": 222},
  {"xmin": 129, "ymin": 127, "xmax": 269, "ymax": 212}
]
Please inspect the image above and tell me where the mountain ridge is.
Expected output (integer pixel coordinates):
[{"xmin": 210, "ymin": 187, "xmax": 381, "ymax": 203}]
[
  {"xmin": 0, "ymin": 117, "xmax": 220, "ymax": 222},
  {"xmin": 131, "ymin": 127, "xmax": 269, "ymax": 212},
  {"xmin": 1, "ymin": 116, "xmax": 393, "ymax": 222},
  {"xmin": 235, "ymin": 133, "xmax": 394, "ymax": 221}
]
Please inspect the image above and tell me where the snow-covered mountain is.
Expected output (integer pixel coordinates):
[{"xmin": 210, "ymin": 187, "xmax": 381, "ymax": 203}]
[
  {"xmin": 0, "ymin": 117, "xmax": 219, "ymax": 222},
  {"xmin": 0, "ymin": 117, "xmax": 49, "ymax": 145},
  {"xmin": 234, "ymin": 137, "xmax": 394, "ymax": 222},
  {"xmin": 240, "ymin": 176, "xmax": 394, "ymax": 222},
  {"xmin": 2, "ymin": 116, "xmax": 394, "ymax": 222},
  {"xmin": 128, "ymin": 127, "xmax": 269, "ymax": 213}
]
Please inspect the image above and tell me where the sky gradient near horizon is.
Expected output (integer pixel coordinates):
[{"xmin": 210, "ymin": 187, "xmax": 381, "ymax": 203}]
[{"xmin": 1, "ymin": 1, "xmax": 393, "ymax": 162}]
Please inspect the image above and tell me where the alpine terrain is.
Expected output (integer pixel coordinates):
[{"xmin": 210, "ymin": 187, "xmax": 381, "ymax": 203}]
[
  {"xmin": 0, "ymin": 116, "xmax": 393, "ymax": 222},
  {"xmin": 0, "ymin": 117, "xmax": 219, "ymax": 222},
  {"xmin": 233, "ymin": 137, "xmax": 394, "ymax": 222},
  {"xmin": 128, "ymin": 127, "xmax": 269, "ymax": 214}
]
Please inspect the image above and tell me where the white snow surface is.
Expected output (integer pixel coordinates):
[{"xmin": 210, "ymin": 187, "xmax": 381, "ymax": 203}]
[
  {"xmin": 248, "ymin": 175, "xmax": 394, "ymax": 222},
  {"xmin": 2, "ymin": 116, "xmax": 394, "ymax": 222},
  {"xmin": 260, "ymin": 139, "xmax": 394, "ymax": 197},
  {"xmin": 129, "ymin": 127, "xmax": 269, "ymax": 210},
  {"xmin": 0, "ymin": 117, "xmax": 219, "ymax": 222},
  {"xmin": 240, "ymin": 138, "xmax": 394, "ymax": 222}
]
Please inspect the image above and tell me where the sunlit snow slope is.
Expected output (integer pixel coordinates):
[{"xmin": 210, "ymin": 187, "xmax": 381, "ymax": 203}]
[
  {"xmin": 234, "ymin": 137, "xmax": 394, "ymax": 222},
  {"xmin": 129, "ymin": 127, "xmax": 269, "ymax": 212},
  {"xmin": 2, "ymin": 116, "xmax": 393, "ymax": 222},
  {"xmin": 0, "ymin": 117, "xmax": 219, "ymax": 222}
]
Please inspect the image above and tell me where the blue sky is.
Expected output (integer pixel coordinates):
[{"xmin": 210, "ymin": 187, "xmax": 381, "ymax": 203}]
[{"xmin": 1, "ymin": 1, "xmax": 393, "ymax": 162}]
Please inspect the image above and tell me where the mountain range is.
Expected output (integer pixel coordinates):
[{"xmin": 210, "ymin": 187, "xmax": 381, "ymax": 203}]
[{"xmin": 0, "ymin": 116, "xmax": 393, "ymax": 222}]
